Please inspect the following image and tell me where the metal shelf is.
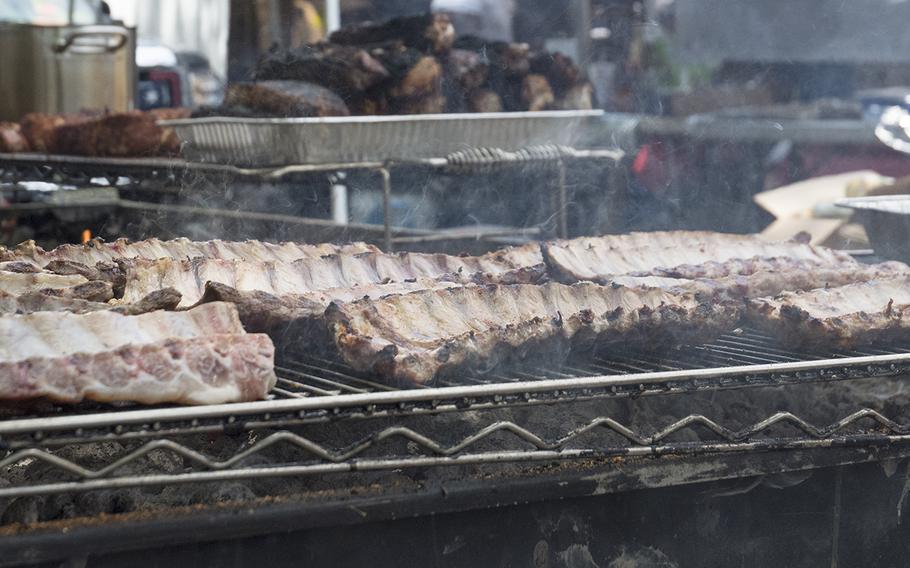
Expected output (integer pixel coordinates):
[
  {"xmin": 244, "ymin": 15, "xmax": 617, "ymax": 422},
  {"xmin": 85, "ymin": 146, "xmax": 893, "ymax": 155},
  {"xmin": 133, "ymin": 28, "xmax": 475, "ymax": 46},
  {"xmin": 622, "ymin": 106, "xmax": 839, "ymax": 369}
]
[
  {"xmin": 1, "ymin": 407, "xmax": 907, "ymax": 499},
  {"xmin": 1, "ymin": 329, "xmax": 909, "ymax": 449}
]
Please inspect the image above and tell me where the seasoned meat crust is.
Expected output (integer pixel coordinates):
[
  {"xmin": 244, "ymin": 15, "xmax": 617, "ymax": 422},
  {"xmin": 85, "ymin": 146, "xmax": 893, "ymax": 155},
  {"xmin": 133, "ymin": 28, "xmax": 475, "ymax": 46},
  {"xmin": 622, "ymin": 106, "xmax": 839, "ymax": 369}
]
[
  {"xmin": 327, "ymin": 282, "xmax": 740, "ymax": 385},
  {"xmin": 0, "ymin": 302, "xmax": 276, "ymax": 404},
  {"xmin": 745, "ymin": 277, "xmax": 910, "ymax": 349}
]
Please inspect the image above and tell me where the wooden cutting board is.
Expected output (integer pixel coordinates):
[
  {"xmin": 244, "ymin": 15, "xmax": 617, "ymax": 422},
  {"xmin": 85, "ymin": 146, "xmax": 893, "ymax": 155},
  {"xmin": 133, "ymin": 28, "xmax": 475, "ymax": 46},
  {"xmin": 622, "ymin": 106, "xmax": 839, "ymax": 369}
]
[{"xmin": 755, "ymin": 171, "xmax": 890, "ymax": 245}]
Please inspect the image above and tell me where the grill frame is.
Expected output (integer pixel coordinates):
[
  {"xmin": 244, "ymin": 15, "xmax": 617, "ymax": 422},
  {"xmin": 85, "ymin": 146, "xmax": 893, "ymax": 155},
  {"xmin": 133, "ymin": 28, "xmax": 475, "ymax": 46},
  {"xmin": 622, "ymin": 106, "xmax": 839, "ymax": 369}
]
[{"xmin": 2, "ymin": 329, "xmax": 910, "ymax": 499}]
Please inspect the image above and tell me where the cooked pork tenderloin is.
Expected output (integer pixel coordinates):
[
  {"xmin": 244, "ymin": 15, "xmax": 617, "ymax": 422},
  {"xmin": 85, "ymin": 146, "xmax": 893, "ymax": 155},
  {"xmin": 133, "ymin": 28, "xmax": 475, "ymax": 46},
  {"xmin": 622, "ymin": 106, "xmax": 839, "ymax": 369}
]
[
  {"xmin": 326, "ymin": 282, "xmax": 740, "ymax": 385},
  {"xmin": 745, "ymin": 277, "xmax": 910, "ymax": 349},
  {"xmin": 0, "ymin": 302, "xmax": 276, "ymax": 404}
]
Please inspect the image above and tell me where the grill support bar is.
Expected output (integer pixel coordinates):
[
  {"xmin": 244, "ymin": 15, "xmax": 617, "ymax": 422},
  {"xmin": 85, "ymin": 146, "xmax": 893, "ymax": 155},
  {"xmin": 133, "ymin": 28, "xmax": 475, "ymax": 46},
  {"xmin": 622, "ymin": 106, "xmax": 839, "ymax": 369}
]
[
  {"xmin": 1, "ymin": 352, "xmax": 907, "ymax": 445},
  {"xmin": 3, "ymin": 433, "xmax": 909, "ymax": 499}
]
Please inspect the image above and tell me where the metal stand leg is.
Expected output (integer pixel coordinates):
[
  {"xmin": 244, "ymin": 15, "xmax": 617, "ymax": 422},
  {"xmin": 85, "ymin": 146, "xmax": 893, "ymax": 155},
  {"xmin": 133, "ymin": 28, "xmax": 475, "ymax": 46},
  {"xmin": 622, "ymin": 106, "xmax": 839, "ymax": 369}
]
[
  {"xmin": 380, "ymin": 166, "xmax": 392, "ymax": 252},
  {"xmin": 557, "ymin": 159, "xmax": 568, "ymax": 239},
  {"xmin": 330, "ymin": 172, "xmax": 349, "ymax": 226}
]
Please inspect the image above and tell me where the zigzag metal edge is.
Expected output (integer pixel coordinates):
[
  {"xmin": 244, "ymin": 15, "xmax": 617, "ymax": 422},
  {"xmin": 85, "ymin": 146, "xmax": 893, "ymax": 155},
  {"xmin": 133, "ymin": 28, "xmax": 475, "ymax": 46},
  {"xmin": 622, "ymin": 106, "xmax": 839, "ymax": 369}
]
[{"xmin": 2, "ymin": 408, "xmax": 908, "ymax": 484}]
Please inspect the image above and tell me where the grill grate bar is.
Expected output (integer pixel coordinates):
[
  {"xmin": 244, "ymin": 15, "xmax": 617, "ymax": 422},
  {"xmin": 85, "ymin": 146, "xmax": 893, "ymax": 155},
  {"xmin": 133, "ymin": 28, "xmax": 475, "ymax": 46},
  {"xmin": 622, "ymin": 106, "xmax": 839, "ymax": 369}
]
[
  {"xmin": 270, "ymin": 387, "xmax": 307, "ymax": 399},
  {"xmin": 265, "ymin": 329, "xmax": 910, "ymax": 400},
  {"xmin": 273, "ymin": 377, "xmax": 340, "ymax": 397},
  {"xmin": 3, "ymin": 329, "xmax": 910, "ymax": 448}
]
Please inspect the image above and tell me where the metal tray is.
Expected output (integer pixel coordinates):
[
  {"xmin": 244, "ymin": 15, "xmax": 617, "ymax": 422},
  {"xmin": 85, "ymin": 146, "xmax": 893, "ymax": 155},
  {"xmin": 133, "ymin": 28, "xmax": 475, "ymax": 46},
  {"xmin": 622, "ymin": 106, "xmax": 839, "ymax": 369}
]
[
  {"xmin": 836, "ymin": 195, "xmax": 910, "ymax": 263},
  {"xmin": 161, "ymin": 110, "xmax": 604, "ymax": 166}
]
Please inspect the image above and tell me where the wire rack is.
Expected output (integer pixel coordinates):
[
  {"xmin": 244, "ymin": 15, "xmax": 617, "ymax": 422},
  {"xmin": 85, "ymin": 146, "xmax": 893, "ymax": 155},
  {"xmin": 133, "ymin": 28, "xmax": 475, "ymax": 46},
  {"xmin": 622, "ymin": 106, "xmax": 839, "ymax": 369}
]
[
  {"xmin": 0, "ymin": 330, "xmax": 910, "ymax": 497},
  {"xmin": 0, "ymin": 328, "xmax": 907, "ymax": 443},
  {"xmin": 1, "ymin": 329, "xmax": 910, "ymax": 498}
]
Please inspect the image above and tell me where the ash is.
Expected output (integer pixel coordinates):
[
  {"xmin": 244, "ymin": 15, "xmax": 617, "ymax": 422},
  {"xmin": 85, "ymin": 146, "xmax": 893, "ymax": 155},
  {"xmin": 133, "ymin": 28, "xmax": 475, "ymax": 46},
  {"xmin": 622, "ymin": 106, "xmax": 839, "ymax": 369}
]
[{"xmin": 3, "ymin": 375, "xmax": 909, "ymax": 526}]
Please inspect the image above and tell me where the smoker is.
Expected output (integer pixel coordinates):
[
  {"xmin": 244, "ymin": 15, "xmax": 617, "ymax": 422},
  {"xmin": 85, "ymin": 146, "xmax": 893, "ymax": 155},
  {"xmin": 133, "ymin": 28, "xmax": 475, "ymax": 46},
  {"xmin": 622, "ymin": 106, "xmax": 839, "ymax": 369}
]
[
  {"xmin": 2, "ymin": 326, "xmax": 910, "ymax": 566},
  {"xmin": 4, "ymin": 8, "xmax": 910, "ymax": 568},
  {"xmin": 2, "ymin": 103, "xmax": 910, "ymax": 568}
]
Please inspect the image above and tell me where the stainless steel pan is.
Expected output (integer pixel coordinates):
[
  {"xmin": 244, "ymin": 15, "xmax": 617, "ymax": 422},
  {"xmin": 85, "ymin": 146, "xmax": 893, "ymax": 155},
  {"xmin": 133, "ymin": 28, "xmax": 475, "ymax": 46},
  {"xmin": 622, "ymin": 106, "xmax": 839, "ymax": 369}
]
[{"xmin": 0, "ymin": 22, "xmax": 136, "ymax": 121}]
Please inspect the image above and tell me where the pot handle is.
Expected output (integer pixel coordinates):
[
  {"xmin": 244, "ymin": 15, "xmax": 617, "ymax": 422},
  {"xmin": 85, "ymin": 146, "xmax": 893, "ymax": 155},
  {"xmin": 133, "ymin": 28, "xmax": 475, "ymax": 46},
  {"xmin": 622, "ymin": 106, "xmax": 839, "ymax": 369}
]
[{"xmin": 54, "ymin": 26, "xmax": 130, "ymax": 54}]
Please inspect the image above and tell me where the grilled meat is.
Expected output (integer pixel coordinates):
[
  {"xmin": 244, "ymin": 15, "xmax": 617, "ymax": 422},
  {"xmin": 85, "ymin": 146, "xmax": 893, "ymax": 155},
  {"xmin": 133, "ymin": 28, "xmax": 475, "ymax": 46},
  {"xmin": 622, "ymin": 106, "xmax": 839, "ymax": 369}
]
[
  {"xmin": 745, "ymin": 277, "xmax": 910, "ymax": 348},
  {"xmin": 53, "ymin": 110, "xmax": 189, "ymax": 157},
  {"xmin": 556, "ymin": 82, "xmax": 594, "ymax": 110},
  {"xmin": 542, "ymin": 231, "xmax": 856, "ymax": 282},
  {"xmin": 0, "ymin": 290, "xmax": 108, "ymax": 315},
  {"xmin": 529, "ymin": 52, "xmax": 583, "ymax": 96},
  {"xmin": 224, "ymin": 81, "xmax": 350, "ymax": 117},
  {"xmin": 611, "ymin": 261, "xmax": 910, "ymax": 301},
  {"xmin": 18, "ymin": 113, "xmax": 88, "ymax": 153},
  {"xmin": 467, "ymin": 89, "xmax": 504, "ymax": 113},
  {"xmin": 254, "ymin": 43, "xmax": 390, "ymax": 96},
  {"xmin": 0, "ymin": 288, "xmax": 180, "ymax": 316},
  {"xmin": 3, "ymin": 238, "xmax": 378, "ymax": 267},
  {"xmin": 122, "ymin": 251, "xmax": 544, "ymax": 307},
  {"xmin": 446, "ymin": 49, "xmax": 489, "ymax": 92},
  {"xmin": 327, "ymin": 282, "xmax": 740, "ymax": 385},
  {"xmin": 0, "ymin": 270, "xmax": 90, "ymax": 296},
  {"xmin": 0, "ymin": 122, "xmax": 30, "ymax": 153},
  {"xmin": 330, "ymin": 13, "xmax": 455, "ymax": 55},
  {"xmin": 195, "ymin": 279, "xmax": 461, "ymax": 344},
  {"xmin": 38, "ymin": 280, "xmax": 114, "ymax": 303},
  {"xmin": 485, "ymin": 242, "xmax": 545, "ymax": 268},
  {"xmin": 521, "ymin": 74, "xmax": 555, "ymax": 111},
  {"xmin": 0, "ymin": 302, "xmax": 276, "ymax": 404}
]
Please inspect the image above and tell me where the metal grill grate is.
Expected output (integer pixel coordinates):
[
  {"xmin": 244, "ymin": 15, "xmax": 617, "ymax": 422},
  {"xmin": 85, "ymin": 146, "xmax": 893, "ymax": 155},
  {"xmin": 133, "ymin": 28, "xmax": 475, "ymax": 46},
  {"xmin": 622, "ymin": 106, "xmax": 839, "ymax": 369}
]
[
  {"xmin": 3, "ymin": 329, "xmax": 910, "ymax": 498},
  {"xmin": 272, "ymin": 328, "xmax": 910, "ymax": 398},
  {"xmin": 2, "ymin": 329, "xmax": 910, "ymax": 449}
]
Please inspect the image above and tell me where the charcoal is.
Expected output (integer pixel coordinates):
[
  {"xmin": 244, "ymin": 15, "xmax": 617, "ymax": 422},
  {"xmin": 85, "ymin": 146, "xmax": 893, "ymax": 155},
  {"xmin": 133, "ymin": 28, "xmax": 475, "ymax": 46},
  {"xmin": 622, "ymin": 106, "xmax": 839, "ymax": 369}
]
[{"xmin": 1, "ymin": 497, "xmax": 41, "ymax": 525}]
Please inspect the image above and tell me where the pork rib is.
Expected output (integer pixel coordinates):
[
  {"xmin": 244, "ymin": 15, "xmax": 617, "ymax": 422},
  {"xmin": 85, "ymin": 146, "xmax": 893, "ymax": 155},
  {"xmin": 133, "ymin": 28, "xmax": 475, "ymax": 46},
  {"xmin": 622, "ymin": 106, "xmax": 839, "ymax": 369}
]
[
  {"xmin": 194, "ymin": 279, "xmax": 462, "ymax": 344},
  {"xmin": 542, "ymin": 231, "xmax": 855, "ymax": 282},
  {"xmin": 610, "ymin": 261, "xmax": 910, "ymax": 301},
  {"xmin": 0, "ymin": 288, "xmax": 181, "ymax": 316},
  {"xmin": 326, "ymin": 283, "xmax": 740, "ymax": 385},
  {"xmin": 2, "ymin": 238, "xmax": 379, "ymax": 267},
  {"xmin": 123, "ymin": 251, "xmax": 544, "ymax": 307},
  {"xmin": 744, "ymin": 277, "xmax": 910, "ymax": 349},
  {"xmin": 0, "ymin": 270, "xmax": 103, "ymax": 297},
  {"xmin": 0, "ymin": 302, "xmax": 276, "ymax": 404}
]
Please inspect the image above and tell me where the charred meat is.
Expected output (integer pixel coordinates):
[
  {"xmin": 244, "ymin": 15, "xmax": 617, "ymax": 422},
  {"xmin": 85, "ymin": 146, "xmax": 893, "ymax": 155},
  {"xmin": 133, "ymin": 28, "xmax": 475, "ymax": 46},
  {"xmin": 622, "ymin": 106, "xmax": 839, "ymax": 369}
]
[
  {"xmin": 2, "ymin": 238, "xmax": 378, "ymax": 267},
  {"xmin": 329, "ymin": 13, "xmax": 455, "ymax": 55},
  {"xmin": 327, "ymin": 282, "xmax": 740, "ymax": 385},
  {"xmin": 542, "ymin": 231, "xmax": 857, "ymax": 283},
  {"xmin": 121, "ymin": 251, "xmax": 544, "ymax": 307},
  {"xmin": 224, "ymin": 81, "xmax": 350, "ymax": 117},
  {"xmin": 745, "ymin": 277, "xmax": 910, "ymax": 348}
]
